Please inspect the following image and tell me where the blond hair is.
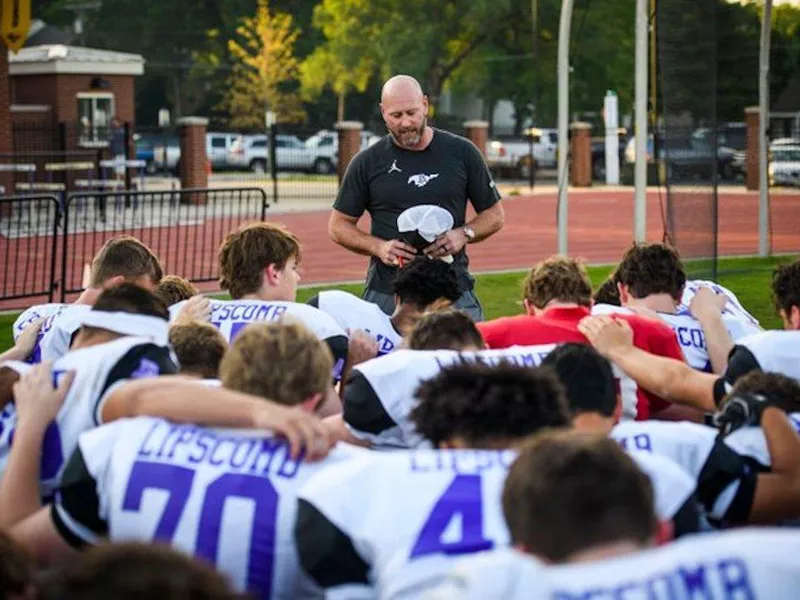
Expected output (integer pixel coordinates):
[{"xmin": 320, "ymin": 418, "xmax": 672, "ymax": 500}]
[{"xmin": 219, "ymin": 321, "xmax": 331, "ymax": 406}]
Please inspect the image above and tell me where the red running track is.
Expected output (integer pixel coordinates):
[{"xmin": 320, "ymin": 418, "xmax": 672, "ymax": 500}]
[{"xmin": 1, "ymin": 188, "xmax": 798, "ymax": 310}]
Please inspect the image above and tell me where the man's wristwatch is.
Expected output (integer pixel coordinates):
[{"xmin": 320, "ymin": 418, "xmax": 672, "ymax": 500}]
[{"xmin": 462, "ymin": 226, "xmax": 476, "ymax": 242}]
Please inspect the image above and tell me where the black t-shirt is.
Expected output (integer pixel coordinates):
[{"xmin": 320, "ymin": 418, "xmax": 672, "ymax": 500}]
[{"xmin": 334, "ymin": 129, "xmax": 501, "ymax": 293}]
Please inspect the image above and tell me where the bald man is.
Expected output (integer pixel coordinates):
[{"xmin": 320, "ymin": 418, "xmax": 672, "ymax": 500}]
[{"xmin": 329, "ymin": 75, "xmax": 504, "ymax": 321}]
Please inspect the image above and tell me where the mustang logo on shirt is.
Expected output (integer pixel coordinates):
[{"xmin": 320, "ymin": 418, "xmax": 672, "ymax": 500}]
[{"xmin": 407, "ymin": 173, "xmax": 439, "ymax": 188}]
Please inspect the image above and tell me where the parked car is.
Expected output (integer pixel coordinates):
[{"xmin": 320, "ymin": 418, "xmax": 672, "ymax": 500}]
[
  {"xmin": 624, "ymin": 132, "xmax": 737, "ymax": 181},
  {"xmin": 768, "ymin": 145, "xmax": 800, "ymax": 187},
  {"xmin": 206, "ymin": 132, "xmax": 243, "ymax": 171},
  {"xmin": 153, "ymin": 136, "xmax": 181, "ymax": 173},
  {"xmin": 228, "ymin": 134, "xmax": 334, "ymax": 174},
  {"xmin": 133, "ymin": 133, "xmax": 159, "ymax": 174},
  {"xmin": 487, "ymin": 128, "xmax": 558, "ymax": 177}
]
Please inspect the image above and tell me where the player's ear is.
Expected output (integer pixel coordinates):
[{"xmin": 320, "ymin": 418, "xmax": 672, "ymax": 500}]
[
  {"xmin": 617, "ymin": 282, "xmax": 630, "ymax": 305},
  {"xmin": 654, "ymin": 520, "xmax": 674, "ymax": 546},
  {"xmin": 790, "ymin": 305, "xmax": 800, "ymax": 330},
  {"xmin": 522, "ymin": 298, "xmax": 536, "ymax": 316},
  {"xmin": 264, "ymin": 264, "xmax": 280, "ymax": 286},
  {"xmin": 301, "ymin": 392, "xmax": 324, "ymax": 414}
]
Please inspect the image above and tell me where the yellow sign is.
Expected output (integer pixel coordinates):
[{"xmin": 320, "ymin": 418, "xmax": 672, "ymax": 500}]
[{"xmin": 1, "ymin": 0, "xmax": 31, "ymax": 53}]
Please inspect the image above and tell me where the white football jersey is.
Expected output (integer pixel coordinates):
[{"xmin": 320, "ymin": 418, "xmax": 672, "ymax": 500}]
[
  {"xmin": 427, "ymin": 529, "xmax": 800, "ymax": 600},
  {"xmin": 52, "ymin": 417, "xmax": 363, "ymax": 600},
  {"xmin": 682, "ymin": 279, "xmax": 762, "ymax": 329},
  {"xmin": 723, "ymin": 412, "xmax": 800, "ymax": 468},
  {"xmin": 343, "ymin": 346, "xmax": 556, "ymax": 449},
  {"xmin": 626, "ymin": 449, "xmax": 697, "ymax": 527},
  {"xmin": 169, "ymin": 299, "xmax": 349, "ymax": 381},
  {"xmin": 13, "ymin": 302, "xmax": 66, "ymax": 339},
  {"xmin": 308, "ymin": 290, "xmax": 402, "ymax": 355},
  {"xmin": 296, "ymin": 448, "xmax": 515, "ymax": 600},
  {"xmin": 38, "ymin": 304, "xmax": 92, "ymax": 363},
  {"xmin": 0, "ymin": 336, "xmax": 175, "ymax": 498},
  {"xmin": 592, "ymin": 302, "xmax": 758, "ymax": 372},
  {"xmin": 12, "ymin": 302, "xmax": 68, "ymax": 364},
  {"xmin": 295, "ymin": 447, "xmax": 694, "ymax": 600}
]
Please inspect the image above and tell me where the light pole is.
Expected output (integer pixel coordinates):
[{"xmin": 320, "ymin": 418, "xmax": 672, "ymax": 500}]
[
  {"xmin": 758, "ymin": 0, "xmax": 772, "ymax": 257},
  {"xmin": 556, "ymin": 0, "xmax": 575, "ymax": 256}
]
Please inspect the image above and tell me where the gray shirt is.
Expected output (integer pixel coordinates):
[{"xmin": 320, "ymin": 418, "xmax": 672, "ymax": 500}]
[{"xmin": 334, "ymin": 129, "xmax": 501, "ymax": 293}]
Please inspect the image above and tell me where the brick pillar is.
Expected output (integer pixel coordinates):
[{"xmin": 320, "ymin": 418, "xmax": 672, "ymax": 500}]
[
  {"xmin": 463, "ymin": 120, "xmax": 489, "ymax": 156},
  {"xmin": 0, "ymin": 46, "xmax": 12, "ymax": 196},
  {"xmin": 178, "ymin": 117, "xmax": 208, "ymax": 201},
  {"xmin": 335, "ymin": 121, "xmax": 363, "ymax": 182},
  {"xmin": 570, "ymin": 122, "xmax": 592, "ymax": 187},
  {"xmin": 745, "ymin": 106, "xmax": 760, "ymax": 191}
]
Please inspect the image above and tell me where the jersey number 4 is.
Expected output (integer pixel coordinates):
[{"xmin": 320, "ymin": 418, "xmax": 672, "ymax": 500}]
[
  {"xmin": 410, "ymin": 474, "xmax": 494, "ymax": 558},
  {"xmin": 122, "ymin": 462, "xmax": 277, "ymax": 597}
]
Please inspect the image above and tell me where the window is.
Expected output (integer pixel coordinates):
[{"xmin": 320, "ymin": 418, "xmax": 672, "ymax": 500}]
[
  {"xmin": 211, "ymin": 137, "xmax": 226, "ymax": 149},
  {"xmin": 77, "ymin": 93, "xmax": 115, "ymax": 147}
]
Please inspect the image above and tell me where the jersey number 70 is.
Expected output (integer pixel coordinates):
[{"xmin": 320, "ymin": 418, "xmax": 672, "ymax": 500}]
[{"xmin": 121, "ymin": 461, "xmax": 277, "ymax": 597}]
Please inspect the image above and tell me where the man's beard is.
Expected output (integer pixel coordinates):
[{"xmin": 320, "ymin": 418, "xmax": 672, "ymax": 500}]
[{"xmin": 389, "ymin": 118, "xmax": 426, "ymax": 148}]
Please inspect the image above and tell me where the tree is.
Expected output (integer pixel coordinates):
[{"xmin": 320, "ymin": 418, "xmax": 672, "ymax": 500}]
[
  {"xmin": 309, "ymin": 0, "xmax": 517, "ymax": 113},
  {"xmin": 299, "ymin": 46, "xmax": 374, "ymax": 122},
  {"xmin": 223, "ymin": 0, "xmax": 305, "ymax": 129}
]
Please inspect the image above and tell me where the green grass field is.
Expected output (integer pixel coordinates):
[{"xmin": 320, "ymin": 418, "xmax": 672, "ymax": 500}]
[{"xmin": 1, "ymin": 254, "xmax": 794, "ymax": 353}]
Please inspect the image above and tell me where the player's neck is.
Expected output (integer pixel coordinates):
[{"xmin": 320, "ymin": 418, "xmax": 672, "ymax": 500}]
[
  {"xmin": 238, "ymin": 291, "xmax": 288, "ymax": 303},
  {"xmin": 74, "ymin": 287, "xmax": 101, "ymax": 306},
  {"xmin": 390, "ymin": 306, "xmax": 421, "ymax": 335},
  {"xmin": 571, "ymin": 413, "xmax": 615, "ymax": 436},
  {"xmin": 625, "ymin": 294, "xmax": 676, "ymax": 314},
  {"xmin": 562, "ymin": 540, "xmax": 646, "ymax": 564}
]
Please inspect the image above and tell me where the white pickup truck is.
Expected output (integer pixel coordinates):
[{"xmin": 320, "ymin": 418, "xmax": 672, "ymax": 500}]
[{"xmin": 486, "ymin": 128, "xmax": 559, "ymax": 177}]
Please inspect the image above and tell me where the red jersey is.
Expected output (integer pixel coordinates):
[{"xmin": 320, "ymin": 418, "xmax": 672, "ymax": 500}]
[{"xmin": 477, "ymin": 306, "xmax": 686, "ymax": 420}]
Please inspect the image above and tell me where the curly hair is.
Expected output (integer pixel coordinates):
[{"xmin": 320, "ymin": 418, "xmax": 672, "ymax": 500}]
[
  {"xmin": 730, "ymin": 370, "xmax": 800, "ymax": 413},
  {"xmin": 523, "ymin": 256, "xmax": 592, "ymax": 309},
  {"xmin": 772, "ymin": 259, "xmax": 800, "ymax": 317},
  {"xmin": 155, "ymin": 275, "xmax": 198, "ymax": 306},
  {"xmin": 410, "ymin": 361, "xmax": 570, "ymax": 447},
  {"xmin": 169, "ymin": 322, "xmax": 228, "ymax": 379},
  {"xmin": 593, "ymin": 276, "xmax": 621, "ymax": 306},
  {"xmin": 615, "ymin": 242, "xmax": 686, "ymax": 301},
  {"xmin": 406, "ymin": 309, "xmax": 485, "ymax": 351},
  {"xmin": 218, "ymin": 222, "xmax": 301, "ymax": 299},
  {"xmin": 391, "ymin": 257, "xmax": 461, "ymax": 307}
]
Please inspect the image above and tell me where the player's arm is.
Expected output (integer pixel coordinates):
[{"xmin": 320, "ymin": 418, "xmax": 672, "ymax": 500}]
[
  {"xmin": 690, "ymin": 287, "xmax": 734, "ymax": 374},
  {"xmin": 339, "ymin": 331, "xmax": 379, "ymax": 400},
  {"xmin": 0, "ymin": 364, "xmax": 74, "ymax": 528},
  {"xmin": 10, "ymin": 441, "xmax": 105, "ymax": 566},
  {"xmin": 323, "ymin": 414, "xmax": 372, "ymax": 448},
  {"xmin": 747, "ymin": 406, "xmax": 800, "ymax": 523},
  {"xmin": 579, "ymin": 316, "xmax": 717, "ymax": 413},
  {"xmin": 101, "ymin": 377, "xmax": 331, "ymax": 460}
]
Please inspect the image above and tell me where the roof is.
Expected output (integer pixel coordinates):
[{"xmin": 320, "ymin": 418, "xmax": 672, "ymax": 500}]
[
  {"xmin": 8, "ymin": 44, "xmax": 144, "ymax": 76},
  {"xmin": 773, "ymin": 76, "xmax": 800, "ymax": 114}
]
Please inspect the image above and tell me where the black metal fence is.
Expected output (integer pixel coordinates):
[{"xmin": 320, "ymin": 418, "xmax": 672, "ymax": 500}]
[{"xmin": 0, "ymin": 187, "xmax": 269, "ymax": 304}]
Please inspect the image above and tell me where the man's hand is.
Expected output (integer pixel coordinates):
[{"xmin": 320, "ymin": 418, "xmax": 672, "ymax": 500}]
[
  {"xmin": 377, "ymin": 239, "xmax": 417, "ymax": 266},
  {"xmin": 690, "ymin": 286, "xmax": 727, "ymax": 321},
  {"xmin": 13, "ymin": 362, "xmax": 75, "ymax": 429},
  {"xmin": 578, "ymin": 315, "xmax": 635, "ymax": 358},
  {"xmin": 174, "ymin": 295, "xmax": 212, "ymax": 325},
  {"xmin": 252, "ymin": 404, "xmax": 333, "ymax": 462},
  {"xmin": 715, "ymin": 392, "xmax": 770, "ymax": 437},
  {"xmin": 14, "ymin": 318, "xmax": 45, "ymax": 360},
  {"xmin": 347, "ymin": 329, "xmax": 380, "ymax": 366},
  {"xmin": 424, "ymin": 228, "xmax": 468, "ymax": 259}
]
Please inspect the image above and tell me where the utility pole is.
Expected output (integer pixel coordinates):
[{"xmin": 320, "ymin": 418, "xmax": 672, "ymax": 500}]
[{"xmin": 531, "ymin": 0, "xmax": 539, "ymax": 127}]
